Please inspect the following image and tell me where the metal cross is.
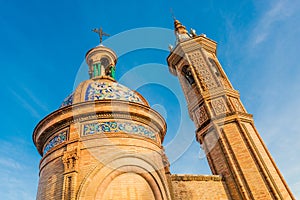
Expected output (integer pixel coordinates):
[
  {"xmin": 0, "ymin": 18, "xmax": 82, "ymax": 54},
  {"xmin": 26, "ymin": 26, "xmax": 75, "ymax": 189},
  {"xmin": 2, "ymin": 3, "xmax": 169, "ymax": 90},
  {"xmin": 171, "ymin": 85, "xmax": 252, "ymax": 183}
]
[{"xmin": 92, "ymin": 27, "xmax": 110, "ymax": 44}]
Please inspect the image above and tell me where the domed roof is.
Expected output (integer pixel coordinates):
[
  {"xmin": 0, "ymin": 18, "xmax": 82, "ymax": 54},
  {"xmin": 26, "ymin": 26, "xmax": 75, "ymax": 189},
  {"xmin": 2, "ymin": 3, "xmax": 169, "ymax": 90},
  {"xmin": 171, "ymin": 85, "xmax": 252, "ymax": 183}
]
[{"xmin": 60, "ymin": 77, "xmax": 148, "ymax": 107}]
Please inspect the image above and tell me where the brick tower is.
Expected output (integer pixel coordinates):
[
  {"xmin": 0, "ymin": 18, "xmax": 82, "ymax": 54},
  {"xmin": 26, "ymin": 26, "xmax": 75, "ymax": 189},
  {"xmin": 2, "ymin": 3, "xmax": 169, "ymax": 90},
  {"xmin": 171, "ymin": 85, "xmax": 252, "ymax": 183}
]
[
  {"xmin": 33, "ymin": 43, "xmax": 172, "ymax": 199},
  {"xmin": 167, "ymin": 19, "xmax": 295, "ymax": 199}
]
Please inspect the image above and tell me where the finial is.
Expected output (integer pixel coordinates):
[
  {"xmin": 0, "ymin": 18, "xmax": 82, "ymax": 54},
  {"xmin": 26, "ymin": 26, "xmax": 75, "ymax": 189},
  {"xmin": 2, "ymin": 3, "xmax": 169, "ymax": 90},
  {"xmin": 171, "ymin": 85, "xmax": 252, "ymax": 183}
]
[
  {"xmin": 92, "ymin": 27, "xmax": 110, "ymax": 44},
  {"xmin": 190, "ymin": 28, "xmax": 197, "ymax": 37}
]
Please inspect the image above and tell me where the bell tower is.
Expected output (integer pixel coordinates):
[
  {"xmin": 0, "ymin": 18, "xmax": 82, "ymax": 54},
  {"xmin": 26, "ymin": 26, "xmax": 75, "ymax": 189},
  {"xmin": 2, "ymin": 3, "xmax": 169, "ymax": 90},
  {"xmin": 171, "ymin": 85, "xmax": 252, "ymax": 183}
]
[{"xmin": 167, "ymin": 19, "xmax": 295, "ymax": 200}]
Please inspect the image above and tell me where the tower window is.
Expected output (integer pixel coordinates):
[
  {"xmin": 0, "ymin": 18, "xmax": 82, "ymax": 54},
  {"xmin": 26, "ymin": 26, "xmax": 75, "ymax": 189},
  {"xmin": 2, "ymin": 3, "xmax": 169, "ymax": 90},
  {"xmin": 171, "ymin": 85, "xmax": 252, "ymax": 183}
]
[
  {"xmin": 100, "ymin": 57, "xmax": 110, "ymax": 68},
  {"xmin": 182, "ymin": 65, "xmax": 195, "ymax": 86},
  {"xmin": 208, "ymin": 58, "xmax": 221, "ymax": 77},
  {"xmin": 105, "ymin": 65, "xmax": 116, "ymax": 79}
]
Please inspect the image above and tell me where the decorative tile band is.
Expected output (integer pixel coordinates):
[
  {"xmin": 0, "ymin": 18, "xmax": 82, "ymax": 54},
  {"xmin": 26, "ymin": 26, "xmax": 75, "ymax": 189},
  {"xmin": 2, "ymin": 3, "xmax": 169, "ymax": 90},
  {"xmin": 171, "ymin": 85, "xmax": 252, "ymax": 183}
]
[
  {"xmin": 43, "ymin": 130, "xmax": 67, "ymax": 155},
  {"xmin": 82, "ymin": 121, "xmax": 156, "ymax": 141},
  {"xmin": 85, "ymin": 81, "xmax": 144, "ymax": 104},
  {"xmin": 60, "ymin": 93, "xmax": 73, "ymax": 108}
]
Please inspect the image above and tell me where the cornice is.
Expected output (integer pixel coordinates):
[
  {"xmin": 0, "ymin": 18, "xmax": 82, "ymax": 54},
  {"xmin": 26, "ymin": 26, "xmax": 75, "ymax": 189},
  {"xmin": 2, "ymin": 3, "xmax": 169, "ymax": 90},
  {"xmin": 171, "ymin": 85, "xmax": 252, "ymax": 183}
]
[
  {"xmin": 33, "ymin": 100, "xmax": 167, "ymax": 154},
  {"xmin": 171, "ymin": 174, "xmax": 223, "ymax": 182}
]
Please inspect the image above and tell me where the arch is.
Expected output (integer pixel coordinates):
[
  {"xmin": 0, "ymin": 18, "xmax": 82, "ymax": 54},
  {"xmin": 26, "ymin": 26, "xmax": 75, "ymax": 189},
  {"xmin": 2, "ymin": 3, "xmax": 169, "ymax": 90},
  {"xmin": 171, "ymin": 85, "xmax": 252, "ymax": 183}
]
[
  {"xmin": 95, "ymin": 166, "xmax": 161, "ymax": 200},
  {"xmin": 100, "ymin": 57, "xmax": 110, "ymax": 68},
  {"xmin": 76, "ymin": 155, "xmax": 171, "ymax": 200},
  {"xmin": 101, "ymin": 172, "xmax": 155, "ymax": 199}
]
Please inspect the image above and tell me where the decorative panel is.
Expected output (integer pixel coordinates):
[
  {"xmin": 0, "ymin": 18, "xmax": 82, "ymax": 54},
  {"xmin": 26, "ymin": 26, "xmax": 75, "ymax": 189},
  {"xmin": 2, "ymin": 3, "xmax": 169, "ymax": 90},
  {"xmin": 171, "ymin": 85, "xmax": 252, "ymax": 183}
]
[
  {"xmin": 62, "ymin": 148, "xmax": 79, "ymax": 200},
  {"xmin": 82, "ymin": 121, "xmax": 156, "ymax": 141},
  {"xmin": 194, "ymin": 105, "xmax": 209, "ymax": 126},
  {"xmin": 230, "ymin": 97, "xmax": 244, "ymax": 112},
  {"xmin": 43, "ymin": 130, "xmax": 68, "ymax": 155},
  {"xmin": 188, "ymin": 51, "xmax": 218, "ymax": 91},
  {"xmin": 211, "ymin": 98, "xmax": 228, "ymax": 115},
  {"xmin": 85, "ymin": 81, "xmax": 145, "ymax": 104}
]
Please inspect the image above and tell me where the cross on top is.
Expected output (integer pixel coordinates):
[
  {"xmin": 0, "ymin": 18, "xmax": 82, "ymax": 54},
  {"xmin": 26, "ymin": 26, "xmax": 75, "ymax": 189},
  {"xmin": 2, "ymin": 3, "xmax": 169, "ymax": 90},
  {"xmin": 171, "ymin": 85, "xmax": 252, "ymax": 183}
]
[{"xmin": 92, "ymin": 27, "xmax": 110, "ymax": 44}]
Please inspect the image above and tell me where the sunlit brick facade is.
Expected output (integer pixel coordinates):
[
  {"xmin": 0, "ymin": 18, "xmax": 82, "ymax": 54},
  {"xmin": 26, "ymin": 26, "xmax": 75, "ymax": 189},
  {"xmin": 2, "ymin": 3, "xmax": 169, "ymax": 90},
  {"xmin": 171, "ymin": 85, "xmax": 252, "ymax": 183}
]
[{"xmin": 33, "ymin": 20, "xmax": 295, "ymax": 200}]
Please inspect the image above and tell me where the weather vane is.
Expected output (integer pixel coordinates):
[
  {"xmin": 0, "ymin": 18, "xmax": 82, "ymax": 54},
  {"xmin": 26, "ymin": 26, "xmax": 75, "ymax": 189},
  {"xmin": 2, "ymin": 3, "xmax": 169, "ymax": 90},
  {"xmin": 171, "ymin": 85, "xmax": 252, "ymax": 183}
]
[{"xmin": 92, "ymin": 27, "xmax": 110, "ymax": 44}]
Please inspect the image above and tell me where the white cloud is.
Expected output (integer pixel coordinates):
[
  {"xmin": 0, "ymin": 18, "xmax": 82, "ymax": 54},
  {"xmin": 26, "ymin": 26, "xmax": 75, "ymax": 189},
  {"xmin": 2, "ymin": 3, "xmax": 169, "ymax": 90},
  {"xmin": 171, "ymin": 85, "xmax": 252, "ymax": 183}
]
[
  {"xmin": 8, "ymin": 87, "xmax": 41, "ymax": 119},
  {"xmin": 0, "ymin": 158, "xmax": 22, "ymax": 170},
  {"xmin": 252, "ymin": 0, "xmax": 297, "ymax": 45},
  {"xmin": 291, "ymin": 181, "xmax": 300, "ymax": 199},
  {"xmin": 0, "ymin": 139, "xmax": 38, "ymax": 200},
  {"xmin": 22, "ymin": 86, "xmax": 49, "ymax": 112}
]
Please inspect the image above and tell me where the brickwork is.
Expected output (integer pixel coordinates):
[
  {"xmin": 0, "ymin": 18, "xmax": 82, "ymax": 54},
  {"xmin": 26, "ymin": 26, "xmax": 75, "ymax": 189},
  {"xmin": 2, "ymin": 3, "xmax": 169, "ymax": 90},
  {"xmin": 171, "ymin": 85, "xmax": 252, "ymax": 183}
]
[
  {"xmin": 222, "ymin": 122, "xmax": 273, "ymax": 199},
  {"xmin": 76, "ymin": 135, "xmax": 171, "ymax": 200},
  {"xmin": 242, "ymin": 122, "xmax": 294, "ymax": 199},
  {"xmin": 102, "ymin": 173, "xmax": 155, "ymax": 199},
  {"xmin": 33, "ymin": 20, "xmax": 296, "ymax": 200},
  {"xmin": 37, "ymin": 156, "xmax": 64, "ymax": 200},
  {"xmin": 167, "ymin": 20, "xmax": 295, "ymax": 200},
  {"xmin": 171, "ymin": 174, "xmax": 230, "ymax": 200},
  {"xmin": 34, "ymin": 91, "xmax": 172, "ymax": 200},
  {"xmin": 202, "ymin": 130, "xmax": 242, "ymax": 199}
]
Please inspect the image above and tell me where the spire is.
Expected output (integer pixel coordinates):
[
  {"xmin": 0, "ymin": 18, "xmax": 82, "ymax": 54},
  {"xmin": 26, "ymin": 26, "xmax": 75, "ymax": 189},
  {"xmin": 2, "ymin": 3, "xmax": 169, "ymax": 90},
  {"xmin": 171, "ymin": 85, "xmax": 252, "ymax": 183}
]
[
  {"xmin": 173, "ymin": 19, "xmax": 191, "ymax": 43},
  {"xmin": 174, "ymin": 19, "xmax": 188, "ymax": 35}
]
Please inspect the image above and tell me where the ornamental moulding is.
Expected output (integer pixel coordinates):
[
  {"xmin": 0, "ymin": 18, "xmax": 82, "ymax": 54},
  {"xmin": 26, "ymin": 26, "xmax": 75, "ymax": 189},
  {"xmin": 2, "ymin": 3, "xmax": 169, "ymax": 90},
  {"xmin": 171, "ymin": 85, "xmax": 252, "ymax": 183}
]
[
  {"xmin": 34, "ymin": 103, "xmax": 166, "ymax": 155},
  {"xmin": 171, "ymin": 174, "xmax": 223, "ymax": 182}
]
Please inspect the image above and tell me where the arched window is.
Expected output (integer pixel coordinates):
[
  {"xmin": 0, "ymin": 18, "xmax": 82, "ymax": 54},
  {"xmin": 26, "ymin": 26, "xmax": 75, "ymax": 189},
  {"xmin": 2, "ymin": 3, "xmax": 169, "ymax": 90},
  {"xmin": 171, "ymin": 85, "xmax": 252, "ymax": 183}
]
[
  {"xmin": 100, "ymin": 57, "xmax": 110, "ymax": 68},
  {"xmin": 105, "ymin": 65, "xmax": 116, "ymax": 79},
  {"xmin": 182, "ymin": 65, "xmax": 195, "ymax": 86},
  {"xmin": 208, "ymin": 58, "xmax": 221, "ymax": 77}
]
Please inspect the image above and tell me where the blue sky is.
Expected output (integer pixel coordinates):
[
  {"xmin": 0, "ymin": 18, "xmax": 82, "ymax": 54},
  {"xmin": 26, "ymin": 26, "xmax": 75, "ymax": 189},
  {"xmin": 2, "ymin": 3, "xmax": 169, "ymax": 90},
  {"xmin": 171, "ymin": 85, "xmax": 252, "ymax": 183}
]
[{"xmin": 1, "ymin": 0, "xmax": 300, "ymax": 199}]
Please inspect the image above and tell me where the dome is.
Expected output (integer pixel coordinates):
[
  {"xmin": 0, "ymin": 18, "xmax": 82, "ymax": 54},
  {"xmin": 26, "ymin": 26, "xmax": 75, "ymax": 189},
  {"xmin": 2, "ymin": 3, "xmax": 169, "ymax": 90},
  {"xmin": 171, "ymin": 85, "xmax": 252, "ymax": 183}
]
[
  {"xmin": 60, "ymin": 77, "xmax": 148, "ymax": 107},
  {"xmin": 60, "ymin": 44, "xmax": 148, "ymax": 108}
]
